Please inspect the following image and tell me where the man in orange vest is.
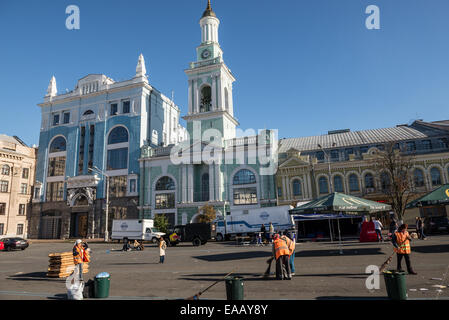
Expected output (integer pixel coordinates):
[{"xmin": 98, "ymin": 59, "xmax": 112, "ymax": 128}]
[
  {"xmin": 272, "ymin": 234, "xmax": 291, "ymax": 280},
  {"xmin": 392, "ymin": 224, "xmax": 417, "ymax": 275},
  {"xmin": 282, "ymin": 230, "xmax": 296, "ymax": 276},
  {"xmin": 73, "ymin": 239, "xmax": 90, "ymax": 281}
]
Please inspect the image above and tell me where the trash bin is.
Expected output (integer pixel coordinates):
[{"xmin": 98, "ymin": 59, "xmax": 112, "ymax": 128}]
[
  {"xmin": 383, "ymin": 270, "xmax": 407, "ymax": 300},
  {"xmin": 225, "ymin": 276, "xmax": 244, "ymax": 300},
  {"xmin": 94, "ymin": 272, "xmax": 110, "ymax": 298}
]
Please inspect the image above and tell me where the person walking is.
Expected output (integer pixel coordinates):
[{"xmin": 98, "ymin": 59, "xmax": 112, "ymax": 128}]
[
  {"xmin": 272, "ymin": 234, "xmax": 291, "ymax": 280},
  {"xmin": 392, "ymin": 224, "xmax": 417, "ymax": 275},
  {"xmin": 72, "ymin": 239, "xmax": 89, "ymax": 281},
  {"xmin": 269, "ymin": 222, "xmax": 274, "ymax": 243},
  {"xmin": 416, "ymin": 217, "xmax": 426, "ymax": 240},
  {"xmin": 389, "ymin": 219, "xmax": 398, "ymax": 236},
  {"xmin": 373, "ymin": 218, "xmax": 384, "ymax": 242},
  {"xmin": 158, "ymin": 236, "xmax": 167, "ymax": 264},
  {"xmin": 282, "ymin": 231, "xmax": 296, "ymax": 276},
  {"xmin": 260, "ymin": 224, "xmax": 267, "ymax": 244}
]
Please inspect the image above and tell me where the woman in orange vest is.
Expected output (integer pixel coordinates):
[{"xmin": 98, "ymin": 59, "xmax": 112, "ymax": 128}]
[
  {"xmin": 73, "ymin": 239, "xmax": 90, "ymax": 281},
  {"xmin": 272, "ymin": 234, "xmax": 291, "ymax": 280},
  {"xmin": 392, "ymin": 224, "xmax": 417, "ymax": 275}
]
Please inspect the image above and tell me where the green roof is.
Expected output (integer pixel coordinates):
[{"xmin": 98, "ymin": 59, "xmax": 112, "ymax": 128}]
[
  {"xmin": 406, "ymin": 184, "xmax": 449, "ymax": 208},
  {"xmin": 290, "ymin": 193, "xmax": 392, "ymax": 215}
]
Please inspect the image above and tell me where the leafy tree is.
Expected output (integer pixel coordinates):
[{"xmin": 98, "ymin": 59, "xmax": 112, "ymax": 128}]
[
  {"xmin": 197, "ymin": 203, "xmax": 216, "ymax": 223},
  {"xmin": 154, "ymin": 214, "xmax": 169, "ymax": 234}
]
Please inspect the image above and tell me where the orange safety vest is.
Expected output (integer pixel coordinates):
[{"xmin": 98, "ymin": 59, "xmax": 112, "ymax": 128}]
[
  {"xmin": 281, "ymin": 235, "xmax": 295, "ymax": 255},
  {"xmin": 394, "ymin": 231, "xmax": 411, "ymax": 254},
  {"xmin": 73, "ymin": 245, "xmax": 90, "ymax": 265},
  {"xmin": 274, "ymin": 238, "xmax": 290, "ymax": 260}
]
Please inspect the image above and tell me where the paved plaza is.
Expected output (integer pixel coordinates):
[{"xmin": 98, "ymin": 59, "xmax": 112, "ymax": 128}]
[{"xmin": 0, "ymin": 235, "xmax": 448, "ymax": 300}]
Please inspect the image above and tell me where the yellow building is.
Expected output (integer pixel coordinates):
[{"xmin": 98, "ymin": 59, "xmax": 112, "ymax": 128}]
[
  {"xmin": 276, "ymin": 120, "xmax": 449, "ymax": 226},
  {"xmin": 0, "ymin": 135, "xmax": 37, "ymax": 238}
]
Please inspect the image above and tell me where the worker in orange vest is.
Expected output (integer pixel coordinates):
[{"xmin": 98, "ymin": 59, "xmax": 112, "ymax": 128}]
[
  {"xmin": 392, "ymin": 224, "xmax": 417, "ymax": 275},
  {"xmin": 272, "ymin": 234, "xmax": 291, "ymax": 280},
  {"xmin": 73, "ymin": 239, "xmax": 90, "ymax": 281},
  {"xmin": 282, "ymin": 230, "xmax": 296, "ymax": 276}
]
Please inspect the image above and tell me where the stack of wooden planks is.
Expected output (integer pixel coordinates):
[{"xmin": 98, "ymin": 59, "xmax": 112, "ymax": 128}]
[{"xmin": 47, "ymin": 251, "xmax": 90, "ymax": 278}]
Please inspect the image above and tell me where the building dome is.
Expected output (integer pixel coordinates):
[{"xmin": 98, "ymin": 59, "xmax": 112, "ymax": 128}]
[{"xmin": 202, "ymin": 0, "xmax": 216, "ymax": 18}]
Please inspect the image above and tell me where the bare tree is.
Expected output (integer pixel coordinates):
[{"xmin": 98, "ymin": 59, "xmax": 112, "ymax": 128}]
[{"xmin": 372, "ymin": 142, "xmax": 416, "ymax": 223}]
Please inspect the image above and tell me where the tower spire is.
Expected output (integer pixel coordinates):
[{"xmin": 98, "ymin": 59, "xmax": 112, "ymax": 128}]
[{"xmin": 202, "ymin": 0, "xmax": 216, "ymax": 18}]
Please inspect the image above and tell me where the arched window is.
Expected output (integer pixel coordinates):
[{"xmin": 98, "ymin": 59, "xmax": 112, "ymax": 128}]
[
  {"xmin": 200, "ymin": 85, "xmax": 212, "ymax": 112},
  {"xmin": 233, "ymin": 169, "xmax": 256, "ymax": 185},
  {"xmin": 364, "ymin": 173, "xmax": 375, "ymax": 189},
  {"xmin": 348, "ymin": 174, "xmax": 359, "ymax": 192},
  {"xmin": 155, "ymin": 176, "xmax": 176, "ymax": 210},
  {"xmin": 333, "ymin": 175, "xmax": 344, "ymax": 193},
  {"xmin": 1, "ymin": 165, "xmax": 10, "ymax": 176},
  {"xmin": 292, "ymin": 179, "xmax": 302, "ymax": 196},
  {"xmin": 83, "ymin": 110, "xmax": 94, "ymax": 116},
  {"xmin": 107, "ymin": 127, "xmax": 129, "ymax": 171},
  {"xmin": 155, "ymin": 176, "xmax": 175, "ymax": 191},
  {"xmin": 430, "ymin": 167, "xmax": 442, "ymax": 186},
  {"xmin": 319, "ymin": 177, "xmax": 329, "ymax": 194},
  {"xmin": 381, "ymin": 172, "xmax": 391, "ymax": 191},
  {"xmin": 232, "ymin": 169, "xmax": 258, "ymax": 205},
  {"xmin": 108, "ymin": 127, "xmax": 129, "ymax": 144},
  {"xmin": 413, "ymin": 169, "xmax": 425, "ymax": 188},
  {"xmin": 201, "ymin": 173, "xmax": 210, "ymax": 202},
  {"xmin": 50, "ymin": 136, "xmax": 66, "ymax": 153}
]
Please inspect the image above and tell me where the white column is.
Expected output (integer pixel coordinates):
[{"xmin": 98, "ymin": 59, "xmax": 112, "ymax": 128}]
[
  {"xmin": 182, "ymin": 165, "xmax": 187, "ymax": 202},
  {"xmin": 215, "ymin": 164, "xmax": 221, "ymax": 201},
  {"xmin": 211, "ymin": 75, "xmax": 217, "ymax": 111},
  {"xmin": 194, "ymin": 80, "xmax": 199, "ymax": 113},
  {"xmin": 188, "ymin": 165, "xmax": 193, "ymax": 202},
  {"xmin": 282, "ymin": 176, "xmax": 287, "ymax": 201},
  {"xmin": 307, "ymin": 174, "xmax": 312, "ymax": 199},
  {"xmin": 209, "ymin": 165, "xmax": 215, "ymax": 201},
  {"xmin": 217, "ymin": 76, "xmax": 222, "ymax": 110},
  {"xmin": 188, "ymin": 80, "xmax": 193, "ymax": 114}
]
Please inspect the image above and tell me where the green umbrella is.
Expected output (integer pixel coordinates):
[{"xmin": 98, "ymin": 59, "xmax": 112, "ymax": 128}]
[
  {"xmin": 406, "ymin": 184, "xmax": 449, "ymax": 208},
  {"xmin": 290, "ymin": 192, "xmax": 392, "ymax": 214}
]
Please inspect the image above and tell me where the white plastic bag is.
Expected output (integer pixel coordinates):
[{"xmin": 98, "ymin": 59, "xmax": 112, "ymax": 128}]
[{"xmin": 66, "ymin": 267, "xmax": 84, "ymax": 300}]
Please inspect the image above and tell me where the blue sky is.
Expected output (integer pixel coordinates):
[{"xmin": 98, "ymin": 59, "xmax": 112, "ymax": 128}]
[{"xmin": 0, "ymin": 0, "xmax": 448, "ymax": 146}]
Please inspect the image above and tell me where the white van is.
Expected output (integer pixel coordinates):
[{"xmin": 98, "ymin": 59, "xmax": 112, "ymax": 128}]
[
  {"xmin": 215, "ymin": 206, "xmax": 294, "ymax": 241},
  {"xmin": 111, "ymin": 219, "xmax": 165, "ymax": 243}
]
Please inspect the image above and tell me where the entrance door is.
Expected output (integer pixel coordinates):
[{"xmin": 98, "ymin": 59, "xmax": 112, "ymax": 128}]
[{"xmin": 70, "ymin": 213, "xmax": 88, "ymax": 238}]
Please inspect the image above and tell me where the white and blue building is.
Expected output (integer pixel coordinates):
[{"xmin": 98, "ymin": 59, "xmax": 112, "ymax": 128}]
[{"xmin": 30, "ymin": 55, "xmax": 187, "ymax": 239}]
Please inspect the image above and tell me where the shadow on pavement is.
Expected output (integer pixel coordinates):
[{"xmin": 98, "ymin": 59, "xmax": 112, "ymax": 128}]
[
  {"xmin": 296, "ymin": 248, "xmax": 385, "ymax": 257},
  {"xmin": 193, "ymin": 251, "xmax": 272, "ymax": 262},
  {"xmin": 295, "ymin": 273, "xmax": 368, "ymax": 279},
  {"xmin": 317, "ymin": 296, "xmax": 389, "ymax": 300},
  {"xmin": 108, "ymin": 262, "xmax": 159, "ymax": 265},
  {"xmin": 412, "ymin": 244, "xmax": 449, "ymax": 254},
  {"xmin": 47, "ymin": 294, "xmax": 67, "ymax": 300},
  {"xmin": 7, "ymin": 272, "xmax": 65, "ymax": 282}
]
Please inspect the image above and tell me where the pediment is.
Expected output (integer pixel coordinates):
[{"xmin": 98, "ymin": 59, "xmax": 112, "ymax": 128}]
[{"xmin": 279, "ymin": 156, "xmax": 310, "ymax": 168}]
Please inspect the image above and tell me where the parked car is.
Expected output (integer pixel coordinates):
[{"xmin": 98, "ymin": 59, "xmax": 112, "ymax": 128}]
[
  {"xmin": 0, "ymin": 237, "xmax": 30, "ymax": 251},
  {"xmin": 424, "ymin": 216, "xmax": 449, "ymax": 234},
  {"xmin": 0, "ymin": 240, "xmax": 4, "ymax": 251}
]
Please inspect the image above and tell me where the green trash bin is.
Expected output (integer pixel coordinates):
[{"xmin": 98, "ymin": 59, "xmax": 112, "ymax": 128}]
[
  {"xmin": 225, "ymin": 276, "xmax": 244, "ymax": 300},
  {"xmin": 94, "ymin": 272, "xmax": 110, "ymax": 298},
  {"xmin": 383, "ymin": 270, "xmax": 407, "ymax": 300}
]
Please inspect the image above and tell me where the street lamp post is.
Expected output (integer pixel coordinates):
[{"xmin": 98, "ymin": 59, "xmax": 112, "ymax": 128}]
[{"xmin": 89, "ymin": 166, "xmax": 109, "ymax": 242}]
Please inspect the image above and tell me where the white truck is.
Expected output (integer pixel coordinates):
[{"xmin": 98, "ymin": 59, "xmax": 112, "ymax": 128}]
[
  {"xmin": 111, "ymin": 219, "xmax": 165, "ymax": 243},
  {"xmin": 215, "ymin": 206, "xmax": 294, "ymax": 241}
]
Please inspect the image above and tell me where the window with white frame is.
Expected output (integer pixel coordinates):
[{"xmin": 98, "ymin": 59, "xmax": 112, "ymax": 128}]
[{"xmin": 18, "ymin": 204, "xmax": 26, "ymax": 215}]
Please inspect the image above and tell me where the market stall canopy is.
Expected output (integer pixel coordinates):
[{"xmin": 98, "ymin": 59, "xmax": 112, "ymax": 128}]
[
  {"xmin": 292, "ymin": 213, "xmax": 360, "ymax": 221},
  {"xmin": 290, "ymin": 192, "xmax": 392, "ymax": 215},
  {"xmin": 406, "ymin": 184, "xmax": 449, "ymax": 208}
]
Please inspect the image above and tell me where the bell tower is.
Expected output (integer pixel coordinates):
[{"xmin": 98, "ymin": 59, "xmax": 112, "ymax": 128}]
[{"xmin": 184, "ymin": 0, "xmax": 238, "ymax": 143}]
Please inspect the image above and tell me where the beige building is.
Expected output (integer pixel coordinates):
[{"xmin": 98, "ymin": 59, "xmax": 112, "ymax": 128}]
[
  {"xmin": 276, "ymin": 120, "xmax": 449, "ymax": 225},
  {"xmin": 0, "ymin": 135, "xmax": 37, "ymax": 238}
]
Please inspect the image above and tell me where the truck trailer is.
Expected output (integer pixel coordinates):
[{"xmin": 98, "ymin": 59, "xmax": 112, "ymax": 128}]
[{"xmin": 215, "ymin": 206, "xmax": 294, "ymax": 241}]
